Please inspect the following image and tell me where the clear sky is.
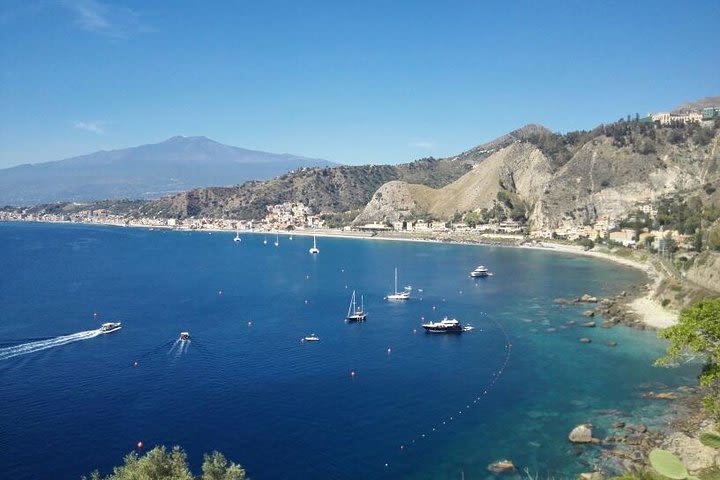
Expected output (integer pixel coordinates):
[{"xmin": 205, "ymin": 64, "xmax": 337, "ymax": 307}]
[{"xmin": 1, "ymin": 0, "xmax": 718, "ymax": 168}]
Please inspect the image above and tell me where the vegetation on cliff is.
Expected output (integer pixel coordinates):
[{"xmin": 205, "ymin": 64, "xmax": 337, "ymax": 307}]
[
  {"xmin": 657, "ymin": 297, "xmax": 720, "ymax": 422},
  {"xmin": 82, "ymin": 445, "xmax": 246, "ymax": 480}
]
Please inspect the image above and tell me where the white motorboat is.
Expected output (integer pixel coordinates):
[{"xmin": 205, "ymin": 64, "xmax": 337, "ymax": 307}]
[
  {"xmin": 386, "ymin": 268, "xmax": 410, "ymax": 301},
  {"xmin": 303, "ymin": 334, "xmax": 320, "ymax": 342},
  {"xmin": 346, "ymin": 290, "xmax": 367, "ymax": 322},
  {"xmin": 422, "ymin": 317, "xmax": 464, "ymax": 333},
  {"xmin": 233, "ymin": 228, "xmax": 241, "ymax": 242},
  {"xmin": 100, "ymin": 322, "xmax": 122, "ymax": 333},
  {"xmin": 469, "ymin": 265, "xmax": 490, "ymax": 277},
  {"xmin": 309, "ymin": 235, "xmax": 320, "ymax": 254},
  {"xmin": 179, "ymin": 331, "xmax": 190, "ymax": 341}
]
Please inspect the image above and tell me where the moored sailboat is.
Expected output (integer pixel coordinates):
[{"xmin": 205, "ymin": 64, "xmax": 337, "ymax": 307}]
[
  {"xmin": 386, "ymin": 268, "xmax": 410, "ymax": 301},
  {"xmin": 346, "ymin": 290, "xmax": 367, "ymax": 322}
]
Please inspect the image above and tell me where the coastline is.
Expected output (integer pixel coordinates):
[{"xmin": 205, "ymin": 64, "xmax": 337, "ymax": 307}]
[{"xmin": 2, "ymin": 218, "xmax": 678, "ymax": 328}]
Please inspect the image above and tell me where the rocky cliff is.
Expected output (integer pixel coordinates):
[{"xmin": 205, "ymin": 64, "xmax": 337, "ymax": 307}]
[{"xmin": 356, "ymin": 120, "xmax": 720, "ymax": 231}]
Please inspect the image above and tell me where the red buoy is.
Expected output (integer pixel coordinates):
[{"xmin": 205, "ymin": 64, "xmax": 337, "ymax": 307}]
[{"xmin": 137, "ymin": 441, "xmax": 143, "ymax": 449}]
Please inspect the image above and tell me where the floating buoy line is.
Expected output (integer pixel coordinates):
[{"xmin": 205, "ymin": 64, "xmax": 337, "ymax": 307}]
[{"xmin": 382, "ymin": 313, "xmax": 513, "ymax": 472}]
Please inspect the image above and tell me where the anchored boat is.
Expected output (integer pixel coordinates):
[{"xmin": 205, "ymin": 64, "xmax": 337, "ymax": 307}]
[{"xmin": 346, "ymin": 290, "xmax": 367, "ymax": 322}]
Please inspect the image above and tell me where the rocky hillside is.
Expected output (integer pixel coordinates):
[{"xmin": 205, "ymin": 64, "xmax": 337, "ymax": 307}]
[
  {"xmin": 356, "ymin": 119, "xmax": 720, "ymax": 231},
  {"xmin": 141, "ymin": 155, "xmax": 477, "ymax": 220}
]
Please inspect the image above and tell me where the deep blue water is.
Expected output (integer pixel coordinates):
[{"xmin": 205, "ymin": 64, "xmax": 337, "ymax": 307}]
[{"xmin": 0, "ymin": 222, "xmax": 697, "ymax": 479}]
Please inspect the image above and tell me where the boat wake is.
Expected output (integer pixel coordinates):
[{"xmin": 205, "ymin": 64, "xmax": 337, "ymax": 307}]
[
  {"xmin": 0, "ymin": 329, "xmax": 103, "ymax": 361},
  {"xmin": 168, "ymin": 338, "xmax": 190, "ymax": 356}
]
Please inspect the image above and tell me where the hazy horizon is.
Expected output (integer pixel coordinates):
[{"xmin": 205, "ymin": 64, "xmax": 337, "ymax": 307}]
[{"xmin": 1, "ymin": 0, "xmax": 718, "ymax": 168}]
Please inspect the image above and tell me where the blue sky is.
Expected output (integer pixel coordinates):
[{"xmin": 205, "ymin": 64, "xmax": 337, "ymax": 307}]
[{"xmin": 1, "ymin": 0, "xmax": 718, "ymax": 168}]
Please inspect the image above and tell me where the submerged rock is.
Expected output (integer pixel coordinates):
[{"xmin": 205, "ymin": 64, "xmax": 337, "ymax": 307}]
[
  {"xmin": 487, "ymin": 459, "xmax": 515, "ymax": 474},
  {"xmin": 580, "ymin": 337, "xmax": 592, "ymax": 344},
  {"xmin": 579, "ymin": 471, "xmax": 603, "ymax": 480},
  {"xmin": 569, "ymin": 424, "xmax": 594, "ymax": 443},
  {"xmin": 582, "ymin": 310, "xmax": 595, "ymax": 317},
  {"xmin": 580, "ymin": 294, "xmax": 599, "ymax": 303},
  {"xmin": 605, "ymin": 341, "xmax": 618, "ymax": 347},
  {"xmin": 582, "ymin": 321, "xmax": 596, "ymax": 327}
]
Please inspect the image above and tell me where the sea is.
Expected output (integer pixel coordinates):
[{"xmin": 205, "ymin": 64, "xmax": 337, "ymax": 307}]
[{"xmin": 0, "ymin": 222, "xmax": 698, "ymax": 479}]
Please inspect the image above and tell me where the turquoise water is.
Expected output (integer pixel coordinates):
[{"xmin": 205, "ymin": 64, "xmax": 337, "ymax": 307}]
[{"xmin": 0, "ymin": 222, "xmax": 697, "ymax": 479}]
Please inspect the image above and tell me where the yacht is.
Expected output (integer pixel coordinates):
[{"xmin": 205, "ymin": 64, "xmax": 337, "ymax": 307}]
[
  {"xmin": 179, "ymin": 332, "xmax": 191, "ymax": 341},
  {"xmin": 469, "ymin": 265, "xmax": 489, "ymax": 277},
  {"xmin": 274, "ymin": 233, "xmax": 279, "ymax": 247},
  {"xmin": 233, "ymin": 228, "xmax": 241, "ymax": 242},
  {"xmin": 346, "ymin": 290, "xmax": 367, "ymax": 322},
  {"xmin": 422, "ymin": 317, "xmax": 464, "ymax": 333},
  {"xmin": 303, "ymin": 334, "xmax": 320, "ymax": 342},
  {"xmin": 386, "ymin": 268, "xmax": 410, "ymax": 301},
  {"xmin": 100, "ymin": 322, "xmax": 122, "ymax": 333},
  {"xmin": 309, "ymin": 235, "xmax": 320, "ymax": 254}
]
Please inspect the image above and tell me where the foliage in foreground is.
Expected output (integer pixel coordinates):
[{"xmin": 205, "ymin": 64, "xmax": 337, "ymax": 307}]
[
  {"xmin": 657, "ymin": 297, "xmax": 720, "ymax": 422},
  {"xmin": 82, "ymin": 446, "xmax": 247, "ymax": 480}
]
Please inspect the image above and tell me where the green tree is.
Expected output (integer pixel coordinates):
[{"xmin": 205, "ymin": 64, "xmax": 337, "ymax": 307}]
[
  {"xmin": 201, "ymin": 452, "xmax": 247, "ymax": 480},
  {"xmin": 657, "ymin": 298, "xmax": 720, "ymax": 422},
  {"xmin": 83, "ymin": 446, "xmax": 247, "ymax": 480}
]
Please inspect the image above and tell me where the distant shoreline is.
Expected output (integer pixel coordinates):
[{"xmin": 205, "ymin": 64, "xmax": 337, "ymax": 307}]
[{"xmin": 2, "ymin": 218, "xmax": 677, "ymax": 328}]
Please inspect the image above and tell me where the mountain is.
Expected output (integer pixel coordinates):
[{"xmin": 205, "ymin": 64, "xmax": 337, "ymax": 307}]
[
  {"xmin": 673, "ymin": 96, "xmax": 720, "ymax": 113},
  {"xmin": 0, "ymin": 136, "xmax": 334, "ymax": 205},
  {"xmin": 356, "ymin": 119, "xmax": 720, "ymax": 231}
]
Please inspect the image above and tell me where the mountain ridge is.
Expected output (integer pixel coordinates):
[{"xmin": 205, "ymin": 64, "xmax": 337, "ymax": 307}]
[{"xmin": 0, "ymin": 136, "xmax": 334, "ymax": 205}]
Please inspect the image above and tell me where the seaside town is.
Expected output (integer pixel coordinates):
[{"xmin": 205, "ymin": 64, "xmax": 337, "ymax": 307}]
[{"xmin": 0, "ymin": 198, "xmax": 695, "ymax": 253}]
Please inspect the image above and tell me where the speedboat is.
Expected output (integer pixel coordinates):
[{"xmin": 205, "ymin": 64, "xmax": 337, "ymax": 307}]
[
  {"xmin": 469, "ymin": 265, "xmax": 489, "ymax": 277},
  {"xmin": 179, "ymin": 331, "xmax": 190, "ymax": 341},
  {"xmin": 100, "ymin": 322, "xmax": 122, "ymax": 333},
  {"xmin": 303, "ymin": 334, "xmax": 320, "ymax": 342},
  {"xmin": 422, "ymin": 317, "xmax": 464, "ymax": 333},
  {"xmin": 309, "ymin": 235, "xmax": 320, "ymax": 254}
]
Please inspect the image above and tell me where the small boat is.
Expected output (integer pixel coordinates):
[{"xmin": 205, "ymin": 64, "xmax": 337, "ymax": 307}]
[
  {"xmin": 263, "ymin": 236, "xmax": 268, "ymax": 245},
  {"xmin": 179, "ymin": 332, "xmax": 191, "ymax": 341},
  {"xmin": 469, "ymin": 265, "xmax": 490, "ymax": 278},
  {"xmin": 309, "ymin": 235, "xmax": 320, "ymax": 254},
  {"xmin": 346, "ymin": 290, "xmax": 367, "ymax": 322},
  {"xmin": 233, "ymin": 228, "xmax": 241, "ymax": 242},
  {"xmin": 303, "ymin": 334, "xmax": 320, "ymax": 342},
  {"xmin": 422, "ymin": 317, "xmax": 464, "ymax": 333},
  {"xmin": 100, "ymin": 322, "xmax": 122, "ymax": 333},
  {"xmin": 274, "ymin": 233, "xmax": 279, "ymax": 247},
  {"xmin": 386, "ymin": 268, "xmax": 410, "ymax": 301}
]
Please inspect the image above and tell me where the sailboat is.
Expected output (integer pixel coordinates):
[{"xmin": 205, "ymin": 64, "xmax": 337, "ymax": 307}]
[
  {"xmin": 309, "ymin": 235, "xmax": 320, "ymax": 254},
  {"xmin": 233, "ymin": 227, "xmax": 241, "ymax": 242},
  {"xmin": 346, "ymin": 290, "xmax": 366, "ymax": 322},
  {"xmin": 386, "ymin": 267, "xmax": 410, "ymax": 301},
  {"xmin": 274, "ymin": 233, "xmax": 279, "ymax": 247}
]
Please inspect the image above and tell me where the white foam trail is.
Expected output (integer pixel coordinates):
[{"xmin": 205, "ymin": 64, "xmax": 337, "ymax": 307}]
[
  {"xmin": 168, "ymin": 339, "xmax": 180, "ymax": 355},
  {"xmin": 0, "ymin": 329, "xmax": 103, "ymax": 361}
]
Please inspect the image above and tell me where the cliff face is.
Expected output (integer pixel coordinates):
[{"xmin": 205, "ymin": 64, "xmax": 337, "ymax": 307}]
[
  {"xmin": 533, "ymin": 133, "xmax": 719, "ymax": 231},
  {"xmin": 685, "ymin": 251, "xmax": 720, "ymax": 293},
  {"xmin": 354, "ymin": 143, "xmax": 553, "ymax": 223},
  {"xmin": 356, "ymin": 125, "xmax": 720, "ymax": 230}
]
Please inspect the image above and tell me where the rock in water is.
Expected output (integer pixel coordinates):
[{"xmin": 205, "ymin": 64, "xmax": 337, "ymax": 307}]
[
  {"xmin": 580, "ymin": 294, "xmax": 598, "ymax": 303},
  {"xmin": 487, "ymin": 459, "xmax": 515, "ymax": 474},
  {"xmin": 580, "ymin": 337, "xmax": 592, "ymax": 344},
  {"xmin": 582, "ymin": 310, "xmax": 595, "ymax": 317},
  {"xmin": 569, "ymin": 424, "xmax": 594, "ymax": 443}
]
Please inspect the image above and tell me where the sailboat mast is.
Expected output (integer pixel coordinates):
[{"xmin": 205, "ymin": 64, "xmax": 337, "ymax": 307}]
[{"xmin": 394, "ymin": 268, "xmax": 398, "ymax": 294}]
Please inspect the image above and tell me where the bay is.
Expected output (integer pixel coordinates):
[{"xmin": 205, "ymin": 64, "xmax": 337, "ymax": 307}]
[{"xmin": 0, "ymin": 222, "xmax": 697, "ymax": 479}]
